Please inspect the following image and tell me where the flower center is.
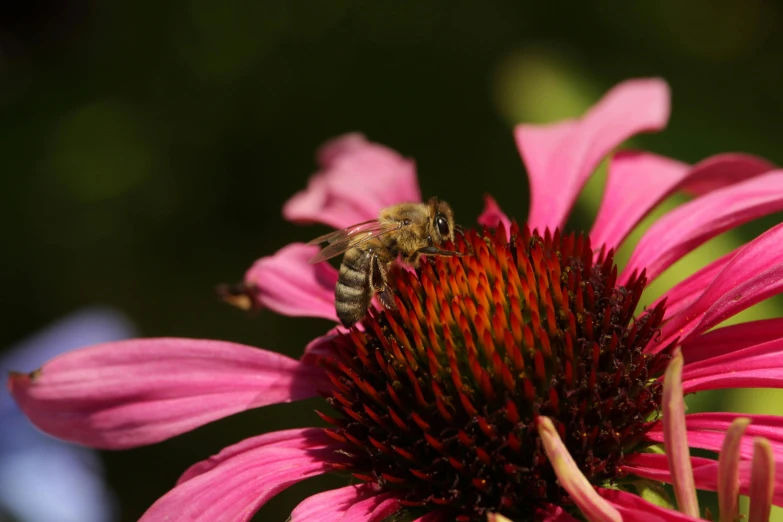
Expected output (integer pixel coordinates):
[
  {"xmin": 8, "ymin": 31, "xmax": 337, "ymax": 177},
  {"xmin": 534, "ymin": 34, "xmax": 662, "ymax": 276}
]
[{"xmin": 317, "ymin": 224, "xmax": 673, "ymax": 521}]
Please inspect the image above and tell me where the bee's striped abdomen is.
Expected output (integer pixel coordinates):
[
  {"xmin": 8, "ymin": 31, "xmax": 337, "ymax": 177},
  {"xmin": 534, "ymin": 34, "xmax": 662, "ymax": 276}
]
[{"xmin": 335, "ymin": 249, "xmax": 372, "ymax": 327}]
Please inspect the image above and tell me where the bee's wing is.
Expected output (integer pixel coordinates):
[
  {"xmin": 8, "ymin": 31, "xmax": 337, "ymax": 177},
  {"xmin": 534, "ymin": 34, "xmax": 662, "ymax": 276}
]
[
  {"xmin": 308, "ymin": 221, "xmax": 402, "ymax": 264},
  {"xmin": 307, "ymin": 219, "xmax": 378, "ymax": 246}
]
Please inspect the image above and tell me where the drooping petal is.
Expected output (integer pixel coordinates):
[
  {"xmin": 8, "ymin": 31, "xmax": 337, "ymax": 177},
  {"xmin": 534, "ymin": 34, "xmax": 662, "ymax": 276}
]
[
  {"xmin": 649, "ymin": 251, "xmax": 732, "ymax": 319},
  {"xmin": 718, "ymin": 419, "xmax": 750, "ymax": 522},
  {"xmin": 662, "ymin": 349, "xmax": 699, "ymax": 518},
  {"xmin": 621, "ymin": 170, "xmax": 783, "ymax": 285},
  {"xmin": 177, "ymin": 428, "xmax": 329, "ymax": 484},
  {"xmin": 519, "ymin": 78, "xmax": 670, "ymax": 231},
  {"xmin": 8, "ymin": 338, "xmax": 324, "ymax": 449},
  {"xmin": 598, "ymin": 489, "xmax": 701, "ymax": 522},
  {"xmin": 644, "ymin": 425, "xmax": 783, "ymax": 462},
  {"xmin": 141, "ymin": 428, "xmax": 332, "ymax": 522},
  {"xmin": 283, "ymin": 133, "xmax": 421, "ymax": 229},
  {"xmin": 623, "ymin": 453, "xmax": 783, "ymax": 506},
  {"xmin": 623, "ymin": 452, "xmax": 717, "ymax": 483},
  {"xmin": 654, "ymin": 223, "xmax": 783, "ymax": 349},
  {"xmin": 590, "ymin": 151, "xmax": 689, "ymax": 251},
  {"xmin": 290, "ymin": 484, "xmax": 400, "ymax": 522},
  {"xmin": 679, "ymin": 338, "xmax": 783, "ymax": 394},
  {"xmin": 681, "ymin": 412, "xmax": 783, "ymax": 442},
  {"xmin": 592, "ymin": 152, "xmax": 775, "ymax": 259},
  {"xmin": 477, "ymin": 194, "xmax": 511, "ymax": 239},
  {"xmin": 239, "ymin": 243, "xmax": 339, "ymax": 321},
  {"xmin": 644, "ymin": 412, "xmax": 783, "ymax": 461},
  {"xmin": 537, "ymin": 417, "xmax": 622, "ymax": 522},
  {"xmin": 679, "ymin": 318, "xmax": 783, "ymax": 365},
  {"xmin": 749, "ymin": 438, "xmax": 775, "ymax": 522},
  {"xmin": 679, "ymin": 153, "xmax": 776, "ymax": 196}
]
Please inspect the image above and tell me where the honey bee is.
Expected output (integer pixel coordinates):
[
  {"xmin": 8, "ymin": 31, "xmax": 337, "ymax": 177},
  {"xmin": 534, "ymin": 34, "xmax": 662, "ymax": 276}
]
[{"xmin": 308, "ymin": 198, "xmax": 460, "ymax": 327}]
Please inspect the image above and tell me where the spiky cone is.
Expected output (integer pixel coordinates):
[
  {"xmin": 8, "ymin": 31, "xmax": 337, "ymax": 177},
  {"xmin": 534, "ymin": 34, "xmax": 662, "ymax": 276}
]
[{"xmin": 313, "ymin": 224, "xmax": 674, "ymax": 520}]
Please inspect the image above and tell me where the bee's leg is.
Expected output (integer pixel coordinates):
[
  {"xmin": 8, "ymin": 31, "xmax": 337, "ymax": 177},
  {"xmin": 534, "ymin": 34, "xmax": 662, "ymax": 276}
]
[
  {"xmin": 416, "ymin": 246, "xmax": 462, "ymax": 257},
  {"xmin": 369, "ymin": 255, "xmax": 396, "ymax": 310}
]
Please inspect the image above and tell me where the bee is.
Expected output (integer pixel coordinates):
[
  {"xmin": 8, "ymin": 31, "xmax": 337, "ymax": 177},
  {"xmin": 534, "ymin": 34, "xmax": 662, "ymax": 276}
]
[{"xmin": 308, "ymin": 198, "xmax": 460, "ymax": 327}]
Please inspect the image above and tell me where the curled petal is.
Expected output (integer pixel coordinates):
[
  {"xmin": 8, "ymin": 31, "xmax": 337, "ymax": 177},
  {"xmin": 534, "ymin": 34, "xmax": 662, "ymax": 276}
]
[
  {"xmin": 141, "ymin": 429, "xmax": 331, "ymax": 522},
  {"xmin": 537, "ymin": 417, "xmax": 622, "ymax": 522},
  {"xmin": 622, "ymin": 170, "xmax": 783, "ymax": 285},
  {"xmin": 477, "ymin": 194, "xmax": 511, "ymax": 240},
  {"xmin": 662, "ymin": 349, "xmax": 699, "ymax": 518},
  {"xmin": 242, "ymin": 243, "xmax": 339, "ymax": 321},
  {"xmin": 749, "ymin": 438, "xmax": 775, "ymax": 522},
  {"xmin": 8, "ymin": 338, "xmax": 323, "ymax": 449},
  {"xmin": 519, "ymin": 78, "xmax": 670, "ymax": 231},
  {"xmin": 591, "ymin": 151, "xmax": 689, "ymax": 252},
  {"xmin": 283, "ymin": 133, "xmax": 421, "ymax": 229},
  {"xmin": 655, "ymin": 223, "xmax": 783, "ymax": 348}
]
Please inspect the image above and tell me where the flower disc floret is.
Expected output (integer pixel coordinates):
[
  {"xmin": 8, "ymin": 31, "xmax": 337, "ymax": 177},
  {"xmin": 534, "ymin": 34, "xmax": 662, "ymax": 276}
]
[{"xmin": 318, "ymin": 224, "xmax": 675, "ymax": 520}]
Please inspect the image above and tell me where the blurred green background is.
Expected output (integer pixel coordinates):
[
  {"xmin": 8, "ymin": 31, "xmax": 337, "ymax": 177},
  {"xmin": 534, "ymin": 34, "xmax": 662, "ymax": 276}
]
[{"xmin": 2, "ymin": 1, "xmax": 783, "ymax": 520}]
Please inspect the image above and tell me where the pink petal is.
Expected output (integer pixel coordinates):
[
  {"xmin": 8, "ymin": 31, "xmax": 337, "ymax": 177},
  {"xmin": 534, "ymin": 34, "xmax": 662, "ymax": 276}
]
[
  {"xmin": 141, "ymin": 428, "xmax": 332, "ymax": 522},
  {"xmin": 519, "ymin": 78, "xmax": 670, "ymax": 231},
  {"xmin": 243, "ymin": 243, "xmax": 339, "ymax": 321},
  {"xmin": 680, "ymin": 153, "xmax": 776, "ymax": 196},
  {"xmin": 645, "ymin": 418, "xmax": 783, "ymax": 461},
  {"xmin": 598, "ymin": 489, "xmax": 701, "ymax": 522},
  {"xmin": 290, "ymin": 484, "xmax": 400, "ymax": 522},
  {"xmin": 623, "ymin": 452, "xmax": 717, "ymax": 483},
  {"xmin": 680, "ymin": 318, "xmax": 783, "ymax": 365},
  {"xmin": 177, "ymin": 428, "xmax": 329, "ymax": 484},
  {"xmin": 654, "ymin": 223, "xmax": 783, "ymax": 349},
  {"xmin": 590, "ymin": 151, "xmax": 689, "ymax": 251},
  {"xmin": 690, "ymin": 460, "xmax": 783, "ymax": 507},
  {"xmin": 649, "ymin": 251, "xmax": 732, "ymax": 319},
  {"xmin": 662, "ymin": 349, "xmax": 699, "ymax": 518},
  {"xmin": 477, "ymin": 194, "xmax": 511, "ymax": 239},
  {"xmin": 592, "ymin": 152, "xmax": 774, "ymax": 257},
  {"xmin": 537, "ymin": 417, "xmax": 622, "ymax": 522},
  {"xmin": 621, "ymin": 170, "xmax": 783, "ymax": 285},
  {"xmin": 679, "ymin": 412, "xmax": 783, "ymax": 443},
  {"xmin": 8, "ymin": 338, "xmax": 323, "ymax": 449},
  {"xmin": 679, "ymin": 338, "xmax": 783, "ymax": 394},
  {"xmin": 624, "ymin": 452, "xmax": 783, "ymax": 506},
  {"xmin": 283, "ymin": 133, "xmax": 422, "ymax": 229}
]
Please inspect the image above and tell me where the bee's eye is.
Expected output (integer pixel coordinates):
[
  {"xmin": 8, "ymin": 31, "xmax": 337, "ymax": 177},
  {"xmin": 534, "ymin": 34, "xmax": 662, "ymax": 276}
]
[{"xmin": 435, "ymin": 215, "xmax": 449, "ymax": 236}]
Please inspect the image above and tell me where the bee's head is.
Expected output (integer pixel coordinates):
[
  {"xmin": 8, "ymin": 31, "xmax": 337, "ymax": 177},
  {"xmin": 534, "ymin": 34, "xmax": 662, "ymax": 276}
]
[{"xmin": 428, "ymin": 197, "xmax": 456, "ymax": 245}]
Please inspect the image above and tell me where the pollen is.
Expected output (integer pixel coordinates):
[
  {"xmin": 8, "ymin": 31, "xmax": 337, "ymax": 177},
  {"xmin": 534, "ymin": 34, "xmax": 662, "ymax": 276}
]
[{"xmin": 316, "ymin": 223, "xmax": 674, "ymax": 521}]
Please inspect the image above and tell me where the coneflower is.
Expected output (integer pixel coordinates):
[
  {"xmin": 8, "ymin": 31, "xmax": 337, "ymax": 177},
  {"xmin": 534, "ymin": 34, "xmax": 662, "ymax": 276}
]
[{"xmin": 10, "ymin": 79, "xmax": 783, "ymax": 521}]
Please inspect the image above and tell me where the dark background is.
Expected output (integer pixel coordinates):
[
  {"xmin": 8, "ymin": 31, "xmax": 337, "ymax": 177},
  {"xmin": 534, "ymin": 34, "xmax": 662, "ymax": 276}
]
[{"xmin": 2, "ymin": 1, "xmax": 783, "ymax": 520}]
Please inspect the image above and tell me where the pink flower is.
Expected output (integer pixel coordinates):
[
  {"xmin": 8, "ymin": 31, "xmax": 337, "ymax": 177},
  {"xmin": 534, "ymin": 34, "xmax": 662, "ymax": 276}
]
[{"xmin": 10, "ymin": 79, "xmax": 783, "ymax": 521}]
